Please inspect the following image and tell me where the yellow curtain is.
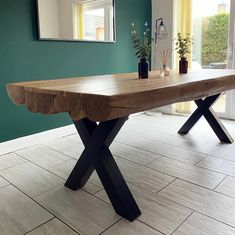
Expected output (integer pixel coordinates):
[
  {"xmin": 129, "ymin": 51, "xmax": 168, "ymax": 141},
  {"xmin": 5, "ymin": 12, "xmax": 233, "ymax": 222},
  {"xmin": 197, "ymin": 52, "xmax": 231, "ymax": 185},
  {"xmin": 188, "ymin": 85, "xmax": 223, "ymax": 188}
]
[
  {"xmin": 174, "ymin": 0, "xmax": 193, "ymax": 114},
  {"xmin": 75, "ymin": 4, "xmax": 85, "ymax": 40}
]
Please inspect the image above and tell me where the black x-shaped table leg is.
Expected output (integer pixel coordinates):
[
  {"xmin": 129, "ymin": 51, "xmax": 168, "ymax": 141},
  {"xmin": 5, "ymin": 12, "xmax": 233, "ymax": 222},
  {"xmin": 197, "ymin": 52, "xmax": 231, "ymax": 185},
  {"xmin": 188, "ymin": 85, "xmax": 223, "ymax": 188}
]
[
  {"xmin": 178, "ymin": 93, "xmax": 234, "ymax": 143},
  {"xmin": 65, "ymin": 116, "xmax": 141, "ymax": 221}
]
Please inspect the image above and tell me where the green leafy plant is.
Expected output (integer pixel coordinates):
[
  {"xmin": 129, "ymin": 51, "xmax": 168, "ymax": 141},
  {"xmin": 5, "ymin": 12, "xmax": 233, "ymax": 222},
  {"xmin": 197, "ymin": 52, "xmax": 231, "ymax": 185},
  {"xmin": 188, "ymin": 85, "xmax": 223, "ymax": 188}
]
[
  {"xmin": 131, "ymin": 22, "xmax": 152, "ymax": 60},
  {"xmin": 201, "ymin": 13, "xmax": 229, "ymax": 65},
  {"xmin": 175, "ymin": 33, "xmax": 193, "ymax": 59}
]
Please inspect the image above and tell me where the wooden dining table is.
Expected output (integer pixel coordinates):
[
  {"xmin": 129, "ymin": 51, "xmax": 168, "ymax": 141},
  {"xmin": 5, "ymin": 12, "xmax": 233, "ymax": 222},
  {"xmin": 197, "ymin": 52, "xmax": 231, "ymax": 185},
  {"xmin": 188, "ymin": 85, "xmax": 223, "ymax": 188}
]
[{"xmin": 6, "ymin": 69, "xmax": 235, "ymax": 221}]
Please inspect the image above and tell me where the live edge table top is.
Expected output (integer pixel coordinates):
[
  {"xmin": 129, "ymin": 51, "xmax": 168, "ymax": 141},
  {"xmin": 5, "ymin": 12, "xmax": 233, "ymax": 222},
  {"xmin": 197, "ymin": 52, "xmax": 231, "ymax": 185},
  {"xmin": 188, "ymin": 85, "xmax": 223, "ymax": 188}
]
[{"xmin": 6, "ymin": 69, "xmax": 235, "ymax": 122}]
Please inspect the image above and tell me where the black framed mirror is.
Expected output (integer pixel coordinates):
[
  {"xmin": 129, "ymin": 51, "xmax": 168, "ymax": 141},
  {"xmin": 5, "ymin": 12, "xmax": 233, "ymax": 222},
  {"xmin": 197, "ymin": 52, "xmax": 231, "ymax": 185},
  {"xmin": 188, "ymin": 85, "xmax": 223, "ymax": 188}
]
[{"xmin": 37, "ymin": 0, "xmax": 116, "ymax": 43}]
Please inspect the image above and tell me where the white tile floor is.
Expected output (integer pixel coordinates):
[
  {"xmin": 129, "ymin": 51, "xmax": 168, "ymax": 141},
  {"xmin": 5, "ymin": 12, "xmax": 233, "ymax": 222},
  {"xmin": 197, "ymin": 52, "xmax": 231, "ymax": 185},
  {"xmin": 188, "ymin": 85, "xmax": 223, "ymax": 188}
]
[{"xmin": 1, "ymin": 114, "xmax": 235, "ymax": 234}]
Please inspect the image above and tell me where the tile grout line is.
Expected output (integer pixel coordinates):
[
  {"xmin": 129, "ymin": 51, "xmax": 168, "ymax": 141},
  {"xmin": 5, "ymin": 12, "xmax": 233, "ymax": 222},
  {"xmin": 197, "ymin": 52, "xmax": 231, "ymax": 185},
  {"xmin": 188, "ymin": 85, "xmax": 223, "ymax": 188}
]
[
  {"xmin": 35, "ymin": 143, "xmax": 77, "ymax": 160},
  {"xmin": 156, "ymin": 178, "xmax": 177, "ymax": 194},
  {"xmin": 13, "ymin": 152, "xmax": 72, "ymax": 182},
  {"xmin": 0, "ymin": 178, "xmax": 81, "ymax": 235},
  {"xmin": 11, "ymin": 151, "xmax": 124, "ymax": 207},
  {"xmin": 0, "ymin": 183, "xmax": 12, "ymax": 191},
  {"xmin": 0, "ymin": 143, "xmax": 39, "ymax": 158},
  {"xmin": 158, "ymin": 192, "xmax": 235, "ymax": 230},
  {"xmin": 178, "ymin": 144, "xmax": 235, "ymax": 163},
  {"xmin": 114, "ymin": 139, "xmax": 209, "ymax": 166},
  {"xmin": 195, "ymin": 211, "xmax": 235, "ymax": 230},
  {"xmin": 30, "ymin": 182, "xmax": 65, "ymax": 198},
  {"xmin": 1, "ymin": 114, "xmax": 235, "ymax": 234},
  {"xmin": 193, "ymin": 154, "xmax": 209, "ymax": 166},
  {"xmin": 170, "ymin": 210, "xmax": 194, "ymax": 235},
  {"xmin": 14, "ymin": 134, "xmax": 231, "ymax": 186},
  {"xmin": 136, "ymin": 219, "xmax": 167, "ymax": 235},
  {"xmin": 116, "ymin": 132, "xmax": 212, "ymax": 156},
  {"xmin": 113, "ymin": 145, "xmax": 208, "ymax": 169},
  {"xmin": 144, "ymin": 164, "xmax": 226, "ymax": 192},
  {"xmin": 93, "ymin": 187, "xmax": 105, "ymax": 195},
  {"xmin": 114, "ymin": 153, "xmax": 159, "ymax": 167},
  {"xmin": 211, "ymin": 187, "xmax": 235, "ymax": 200},
  {"xmin": 15, "ymin": 145, "xmax": 226, "ymax": 195},
  {"xmin": 12, "ymin": 142, "xmax": 224, "ymax": 195},
  {"xmin": 9, "ymin": 140, "xmax": 235, "ymax": 202},
  {"xmin": 144, "ymin": 156, "xmax": 162, "ymax": 166},
  {"xmin": 177, "ymin": 142, "xmax": 209, "ymax": 155},
  {"xmin": 157, "ymin": 180, "xmax": 235, "ymax": 230},
  {"xmin": 24, "ymin": 217, "xmax": 56, "ymax": 235},
  {"xmin": 212, "ymin": 175, "xmax": 228, "ymax": 191},
  {"xmin": 98, "ymin": 218, "xmax": 122, "ymax": 235},
  {"xmin": 195, "ymin": 163, "xmax": 235, "ymax": 177},
  {"xmin": 12, "ymin": 146, "xmax": 234, "ymax": 201}
]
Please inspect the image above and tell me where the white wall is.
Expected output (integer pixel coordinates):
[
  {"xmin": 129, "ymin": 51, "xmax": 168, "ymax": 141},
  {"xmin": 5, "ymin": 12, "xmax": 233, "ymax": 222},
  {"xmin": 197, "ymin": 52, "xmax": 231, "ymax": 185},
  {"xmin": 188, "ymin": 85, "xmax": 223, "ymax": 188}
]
[
  {"xmin": 151, "ymin": 0, "xmax": 174, "ymax": 70},
  {"xmin": 228, "ymin": 0, "xmax": 235, "ymax": 69},
  {"xmin": 151, "ymin": 0, "xmax": 175, "ymax": 114},
  {"xmin": 38, "ymin": 0, "xmax": 61, "ymax": 38},
  {"xmin": 59, "ymin": 0, "xmax": 84, "ymax": 39}
]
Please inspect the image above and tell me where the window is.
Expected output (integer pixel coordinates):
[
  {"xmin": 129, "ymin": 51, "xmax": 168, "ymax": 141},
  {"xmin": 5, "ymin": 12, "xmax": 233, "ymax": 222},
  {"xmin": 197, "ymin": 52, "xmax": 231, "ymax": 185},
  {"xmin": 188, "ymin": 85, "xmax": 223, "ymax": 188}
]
[{"xmin": 73, "ymin": 0, "xmax": 114, "ymax": 41}]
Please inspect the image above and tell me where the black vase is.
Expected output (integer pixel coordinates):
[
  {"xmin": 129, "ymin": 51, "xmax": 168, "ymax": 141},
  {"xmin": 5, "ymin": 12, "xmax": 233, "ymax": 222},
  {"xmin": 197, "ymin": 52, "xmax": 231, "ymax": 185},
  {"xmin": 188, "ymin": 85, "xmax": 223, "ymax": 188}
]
[
  {"xmin": 138, "ymin": 58, "xmax": 149, "ymax": 79},
  {"xmin": 179, "ymin": 57, "xmax": 188, "ymax": 74}
]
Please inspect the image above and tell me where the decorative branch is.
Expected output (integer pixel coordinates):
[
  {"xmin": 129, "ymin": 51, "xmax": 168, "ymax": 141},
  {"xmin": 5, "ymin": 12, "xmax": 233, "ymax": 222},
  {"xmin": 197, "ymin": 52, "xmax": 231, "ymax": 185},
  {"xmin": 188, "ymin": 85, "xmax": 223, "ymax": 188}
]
[
  {"xmin": 175, "ymin": 33, "xmax": 193, "ymax": 59},
  {"xmin": 131, "ymin": 22, "xmax": 153, "ymax": 60},
  {"xmin": 156, "ymin": 46, "xmax": 172, "ymax": 65}
]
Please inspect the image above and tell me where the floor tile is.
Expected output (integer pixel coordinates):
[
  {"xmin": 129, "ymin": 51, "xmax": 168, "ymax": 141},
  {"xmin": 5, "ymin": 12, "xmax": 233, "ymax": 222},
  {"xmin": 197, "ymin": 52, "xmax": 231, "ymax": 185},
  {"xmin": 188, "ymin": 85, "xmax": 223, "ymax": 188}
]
[
  {"xmin": 115, "ymin": 132, "xmax": 153, "ymax": 149},
  {"xmin": 141, "ymin": 141, "xmax": 206, "ymax": 165},
  {"xmin": 215, "ymin": 176, "xmax": 235, "ymax": 198},
  {"xmin": 102, "ymin": 219, "xmax": 163, "ymax": 235},
  {"xmin": 2, "ymin": 114, "xmax": 235, "ymax": 234},
  {"xmin": 42, "ymin": 138, "xmax": 84, "ymax": 159},
  {"xmin": 16, "ymin": 145, "xmax": 71, "ymax": 169},
  {"xmin": 110, "ymin": 141, "xmax": 161, "ymax": 165},
  {"xmin": 120, "ymin": 114, "xmax": 212, "ymax": 144},
  {"xmin": 27, "ymin": 218, "xmax": 78, "ymax": 235},
  {"xmin": 63, "ymin": 134, "xmax": 82, "ymax": 143},
  {"xmin": 173, "ymin": 212, "xmax": 235, "ymax": 235},
  {"xmin": 197, "ymin": 156, "xmax": 235, "ymax": 177},
  {"xmin": 95, "ymin": 183, "xmax": 192, "ymax": 235},
  {"xmin": 0, "ymin": 185, "xmax": 53, "ymax": 235},
  {"xmin": 115, "ymin": 157, "xmax": 175, "ymax": 193},
  {"xmin": 179, "ymin": 140, "xmax": 235, "ymax": 161},
  {"xmin": 116, "ymin": 129, "xmax": 185, "ymax": 147},
  {"xmin": 159, "ymin": 179, "xmax": 235, "ymax": 228},
  {"xmin": 35, "ymin": 186, "xmax": 120, "ymax": 235},
  {"xmin": 0, "ymin": 176, "xmax": 9, "ymax": 189},
  {"xmin": 0, "ymin": 162, "xmax": 64, "ymax": 197},
  {"xmin": 48, "ymin": 160, "xmax": 103, "ymax": 194},
  {"xmin": 0, "ymin": 153, "xmax": 26, "ymax": 171},
  {"xmin": 147, "ymin": 157, "xmax": 225, "ymax": 189}
]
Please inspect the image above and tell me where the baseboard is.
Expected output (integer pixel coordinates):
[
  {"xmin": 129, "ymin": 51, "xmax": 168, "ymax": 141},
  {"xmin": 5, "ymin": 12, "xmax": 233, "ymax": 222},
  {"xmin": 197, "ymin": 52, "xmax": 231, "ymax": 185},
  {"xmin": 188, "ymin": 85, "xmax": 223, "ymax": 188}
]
[
  {"xmin": 0, "ymin": 124, "xmax": 76, "ymax": 156},
  {"xmin": 0, "ymin": 112, "xmax": 148, "ymax": 156},
  {"xmin": 150, "ymin": 105, "xmax": 174, "ymax": 115}
]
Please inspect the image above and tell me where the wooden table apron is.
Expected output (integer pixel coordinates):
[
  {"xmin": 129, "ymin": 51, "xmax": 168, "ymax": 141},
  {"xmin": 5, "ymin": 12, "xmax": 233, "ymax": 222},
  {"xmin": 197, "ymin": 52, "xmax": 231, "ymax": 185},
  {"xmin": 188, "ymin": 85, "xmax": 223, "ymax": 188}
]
[{"xmin": 6, "ymin": 69, "xmax": 235, "ymax": 221}]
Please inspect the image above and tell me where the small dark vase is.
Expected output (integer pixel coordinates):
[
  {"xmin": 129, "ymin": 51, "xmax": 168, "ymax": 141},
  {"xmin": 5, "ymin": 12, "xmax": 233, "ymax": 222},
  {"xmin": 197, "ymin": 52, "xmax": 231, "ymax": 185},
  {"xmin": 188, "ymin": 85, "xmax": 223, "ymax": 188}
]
[
  {"xmin": 179, "ymin": 57, "xmax": 188, "ymax": 74},
  {"xmin": 138, "ymin": 58, "xmax": 149, "ymax": 79}
]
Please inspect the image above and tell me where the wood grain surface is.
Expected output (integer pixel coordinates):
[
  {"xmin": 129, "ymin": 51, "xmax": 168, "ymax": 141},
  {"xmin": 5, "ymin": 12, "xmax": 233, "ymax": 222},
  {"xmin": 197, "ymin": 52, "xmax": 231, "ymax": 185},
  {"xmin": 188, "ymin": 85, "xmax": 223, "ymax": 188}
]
[{"xmin": 6, "ymin": 69, "xmax": 235, "ymax": 121}]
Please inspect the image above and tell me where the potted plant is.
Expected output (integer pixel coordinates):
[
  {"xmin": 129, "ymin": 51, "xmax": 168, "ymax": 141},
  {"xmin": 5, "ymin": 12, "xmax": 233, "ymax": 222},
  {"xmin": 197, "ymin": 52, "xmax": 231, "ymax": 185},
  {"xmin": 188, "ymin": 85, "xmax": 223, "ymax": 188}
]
[
  {"xmin": 175, "ymin": 33, "xmax": 193, "ymax": 74},
  {"xmin": 131, "ymin": 22, "xmax": 152, "ymax": 79}
]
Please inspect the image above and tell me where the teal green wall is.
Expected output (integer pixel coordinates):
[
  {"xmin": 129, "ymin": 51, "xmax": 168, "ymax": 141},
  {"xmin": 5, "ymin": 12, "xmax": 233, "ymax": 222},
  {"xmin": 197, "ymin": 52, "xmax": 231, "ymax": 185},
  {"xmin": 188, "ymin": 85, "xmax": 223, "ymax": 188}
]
[{"xmin": 0, "ymin": 0, "xmax": 151, "ymax": 142}]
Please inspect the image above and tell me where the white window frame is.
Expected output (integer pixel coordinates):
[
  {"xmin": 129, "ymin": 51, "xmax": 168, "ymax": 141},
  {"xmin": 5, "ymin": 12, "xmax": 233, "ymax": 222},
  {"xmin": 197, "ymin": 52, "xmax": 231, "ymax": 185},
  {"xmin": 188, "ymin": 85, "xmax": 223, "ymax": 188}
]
[
  {"xmin": 73, "ymin": 0, "xmax": 113, "ymax": 41},
  {"xmin": 217, "ymin": 0, "xmax": 235, "ymax": 119}
]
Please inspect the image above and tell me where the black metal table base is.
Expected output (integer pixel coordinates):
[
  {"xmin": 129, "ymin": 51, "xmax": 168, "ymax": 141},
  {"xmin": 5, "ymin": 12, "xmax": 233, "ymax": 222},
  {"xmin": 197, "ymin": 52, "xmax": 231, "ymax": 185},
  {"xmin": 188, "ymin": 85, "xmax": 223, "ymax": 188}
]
[
  {"xmin": 178, "ymin": 93, "xmax": 234, "ymax": 143},
  {"xmin": 65, "ymin": 93, "xmax": 233, "ymax": 222},
  {"xmin": 65, "ymin": 116, "xmax": 141, "ymax": 221}
]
